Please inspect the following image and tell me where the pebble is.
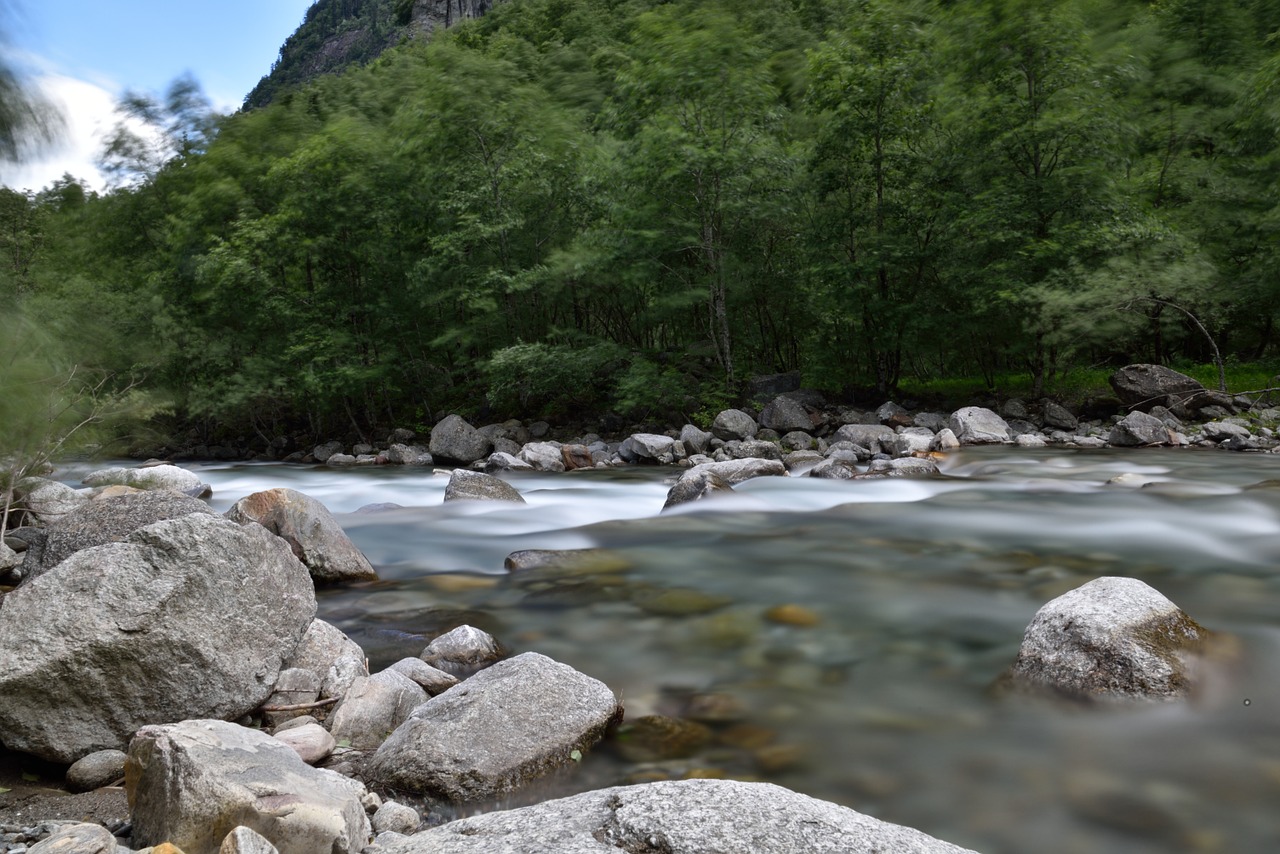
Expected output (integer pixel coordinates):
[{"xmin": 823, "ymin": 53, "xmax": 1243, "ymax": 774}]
[{"xmin": 763, "ymin": 604, "xmax": 821, "ymax": 627}]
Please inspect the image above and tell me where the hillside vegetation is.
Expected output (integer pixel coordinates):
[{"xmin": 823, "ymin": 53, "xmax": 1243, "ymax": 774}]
[{"xmin": 4, "ymin": 0, "xmax": 1280, "ymax": 443}]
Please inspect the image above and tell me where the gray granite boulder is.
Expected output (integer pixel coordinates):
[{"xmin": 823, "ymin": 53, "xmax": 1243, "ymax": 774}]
[
  {"xmin": 420, "ymin": 625, "xmax": 502, "ymax": 677},
  {"xmin": 808, "ymin": 458, "xmax": 858, "ymax": 479},
  {"xmin": 387, "ymin": 657, "xmax": 459, "ymax": 696},
  {"xmin": 429, "ymin": 415, "xmax": 492, "ymax": 465},
  {"xmin": 618, "ymin": 433, "xmax": 680, "ymax": 464},
  {"xmin": 886, "ymin": 427, "xmax": 935, "ymax": 457},
  {"xmin": 384, "ymin": 444, "xmax": 433, "ymax": 466},
  {"xmin": 363, "ymin": 652, "xmax": 620, "ymax": 802},
  {"xmin": 710, "ymin": 409, "xmax": 757, "ymax": 441},
  {"xmin": 860, "ymin": 457, "xmax": 941, "ymax": 478},
  {"xmin": 220, "ymin": 826, "xmax": 281, "ymax": 854},
  {"xmin": 0, "ymin": 514, "xmax": 316, "ymax": 762},
  {"xmin": 723, "ymin": 438, "xmax": 783, "ymax": 461},
  {"xmin": 20, "ymin": 490, "xmax": 215, "ymax": 580},
  {"xmin": 127, "ymin": 719, "xmax": 370, "ymax": 854},
  {"xmin": 684, "ymin": 457, "xmax": 787, "ymax": 485},
  {"xmin": 759, "ymin": 394, "xmax": 813, "ymax": 433},
  {"xmin": 678, "ymin": 424, "xmax": 713, "ymax": 456},
  {"xmin": 327, "ymin": 669, "xmax": 429, "ymax": 750},
  {"xmin": 82, "ymin": 463, "xmax": 207, "ymax": 495},
  {"xmin": 518, "ymin": 441, "xmax": 567, "ymax": 472},
  {"xmin": 948, "ymin": 407, "xmax": 1012, "ymax": 444},
  {"xmin": 1041, "ymin": 401, "xmax": 1079, "ymax": 430},
  {"xmin": 372, "ymin": 801, "xmax": 421, "ymax": 836},
  {"xmin": 13, "ymin": 476, "xmax": 87, "ymax": 525},
  {"xmin": 226, "ymin": 488, "xmax": 377, "ymax": 583},
  {"xmin": 662, "ymin": 469, "xmax": 734, "ymax": 510},
  {"xmin": 370, "ymin": 779, "xmax": 978, "ymax": 854},
  {"xmin": 832, "ymin": 423, "xmax": 896, "ymax": 453},
  {"xmin": 483, "ymin": 451, "xmax": 535, "ymax": 472},
  {"xmin": 27, "ymin": 823, "xmax": 119, "ymax": 854},
  {"xmin": 1109, "ymin": 364, "xmax": 1206, "ymax": 413},
  {"xmin": 281, "ymin": 619, "xmax": 369, "ymax": 703},
  {"xmin": 313, "ymin": 441, "xmax": 344, "ymax": 462},
  {"xmin": 443, "ymin": 469, "xmax": 525, "ymax": 503},
  {"xmin": 1002, "ymin": 576, "xmax": 1213, "ymax": 701},
  {"xmin": 66, "ymin": 748, "xmax": 128, "ymax": 792},
  {"xmin": 272, "ymin": 723, "xmax": 336, "ymax": 766},
  {"xmin": 1108, "ymin": 411, "xmax": 1172, "ymax": 447}
]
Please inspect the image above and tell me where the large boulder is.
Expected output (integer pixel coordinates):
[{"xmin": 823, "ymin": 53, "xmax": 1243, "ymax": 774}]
[
  {"xmin": 684, "ymin": 458, "xmax": 787, "ymax": 486},
  {"xmin": 13, "ymin": 476, "xmax": 88, "ymax": 525},
  {"xmin": 82, "ymin": 463, "xmax": 208, "ymax": 495},
  {"xmin": 663, "ymin": 469, "xmax": 734, "ymax": 510},
  {"xmin": 518, "ymin": 441, "xmax": 567, "ymax": 472},
  {"xmin": 948, "ymin": 407, "xmax": 1012, "ymax": 444},
  {"xmin": 831, "ymin": 423, "xmax": 896, "ymax": 454},
  {"xmin": 327, "ymin": 670, "xmax": 429, "ymax": 750},
  {"xmin": 0, "ymin": 514, "xmax": 316, "ymax": 762},
  {"xmin": 1109, "ymin": 364, "xmax": 1207, "ymax": 413},
  {"xmin": 442, "ymin": 469, "xmax": 525, "ymax": 503},
  {"xmin": 428, "ymin": 415, "xmax": 492, "ymax": 465},
  {"xmin": 1108, "ymin": 411, "xmax": 1172, "ymax": 447},
  {"xmin": 384, "ymin": 444, "xmax": 433, "ymax": 466},
  {"xmin": 226, "ymin": 488, "xmax": 377, "ymax": 584},
  {"xmin": 1001, "ymin": 576, "xmax": 1213, "ymax": 702},
  {"xmin": 372, "ymin": 779, "xmax": 978, "ymax": 854},
  {"xmin": 419, "ymin": 624, "xmax": 502, "ymax": 678},
  {"xmin": 127, "ymin": 719, "xmax": 370, "ymax": 854},
  {"xmin": 710, "ymin": 409, "xmax": 757, "ymax": 442},
  {"xmin": 282, "ymin": 619, "xmax": 369, "ymax": 702},
  {"xmin": 617, "ymin": 433, "xmax": 680, "ymax": 465},
  {"xmin": 363, "ymin": 652, "xmax": 620, "ymax": 803},
  {"xmin": 19, "ymin": 490, "xmax": 215, "ymax": 581},
  {"xmin": 758, "ymin": 394, "xmax": 813, "ymax": 434}
]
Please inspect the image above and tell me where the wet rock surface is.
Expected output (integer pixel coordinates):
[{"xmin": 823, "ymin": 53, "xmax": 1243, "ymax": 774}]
[{"xmin": 225, "ymin": 487, "xmax": 378, "ymax": 583}]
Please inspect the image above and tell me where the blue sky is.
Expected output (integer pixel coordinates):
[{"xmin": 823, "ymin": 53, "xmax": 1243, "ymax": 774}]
[{"xmin": 2, "ymin": 0, "xmax": 316, "ymax": 191}]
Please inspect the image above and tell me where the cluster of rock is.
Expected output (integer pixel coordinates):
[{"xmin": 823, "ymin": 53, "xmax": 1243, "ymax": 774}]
[{"xmin": 0, "ymin": 454, "xmax": 1231, "ymax": 853}]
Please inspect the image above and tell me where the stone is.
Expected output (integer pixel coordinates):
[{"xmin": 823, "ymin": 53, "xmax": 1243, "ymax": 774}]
[
  {"xmin": 443, "ymin": 469, "xmax": 525, "ymax": 503},
  {"xmin": 13, "ymin": 477, "xmax": 88, "ymax": 525},
  {"xmin": 328, "ymin": 670, "xmax": 429, "ymax": 750},
  {"xmin": 420, "ymin": 625, "xmax": 502, "ymax": 678},
  {"xmin": 26, "ymin": 823, "xmax": 118, "ymax": 853},
  {"xmin": 66, "ymin": 748, "xmax": 128, "ymax": 792},
  {"xmin": 260, "ymin": 668, "xmax": 321, "ymax": 728},
  {"xmin": 371, "ymin": 779, "xmax": 978, "ymax": 854},
  {"xmin": 612, "ymin": 715, "xmax": 711, "ymax": 763},
  {"xmin": 617, "ymin": 433, "xmax": 680, "ymax": 465},
  {"xmin": 724, "ymin": 439, "xmax": 782, "ymax": 461},
  {"xmin": 930, "ymin": 428, "xmax": 960, "ymax": 452},
  {"xmin": 225, "ymin": 488, "xmax": 377, "ymax": 584},
  {"xmin": 220, "ymin": 826, "xmax": 281, "ymax": 854},
  {"xmin": 1041, "ymin": 401, "xmax": 1079, "ymax": 430},
  {"xmin": 386, "ymin": 657, "xmax": 459, "ymax": 696},
  {"xmin": 683, "ymin": 458, "xmax": 787, "ymax": 485},
  {"xmin": 764, "ymin": 604, "xmax": 822, "ymax": 627},
  {"xmin": 371, "ymin": 802, "xmax": 421, "ymax": 836},
  {"xmin": 273, "ymin": 723, "xmax": 337, "ymax": 765},
  {"xmin": 710, "ymin": 409, "xmax": 757, "ymax": 441},
  {"xmin": 875, "ymin": 401, "xmax": 913, "ymax": 427},
  {"xmin": 428, "ymin": 415, "xmax": 492, "ymax": 465},
  {"xmin": 1015, "ymin": 433, "xmax": 1048, "ymax": 447},
  {"xmin": 384, "ymin": 444, "xmax": 433, "ymax": 466},
  {"xmin": 807, "ymin": 458, "xmax": 858, "ymax": 479},
  {"xmin": 326, "ymin": 454, "xmax": 357, "ymax": 467},
  {"xmin": 759, "ymin": 395, "xmax": 812, "ymax": 433},
  {"xmin": 127, "ymin": 719, "xmax": 370, "ymax": 854},
  {"xmin": 1108, "ymin": 411, "xmax": 1172, "ymax": 447},
  {"xmin": 1002, "ymin": 576, "xmax": 1213, "ymax": 701},
  {"xmin": 1202, "ymin": 420, "xmax": 1252, "ymax": 442},
  {"xmin": 363, "ymin": 652, "xmax": 620, "ymax": 803},
  {"xmin": 503, "ymin": 549, "xmax": 630, "ymax": 574},
  {"xmin": 885, "ymin": 427, "xmax": 935, "ymax": 457},
  {"xmin": 860, "ymin": 457, "xmax": 941, "ymax": 478},
  {"xmin": 1109, "ymin": 364, "xmax": 1207, "ymax": 413},
  {"xmin": 282, "ymin": 619, "xmax": 369, "ymax": 702},
  {"xmin": 678, "ymin": 424, "xmax": 713, "ymax": 456},
  {"xmin": 831, "ymin": 423, "xmax": 896, "ymax": 453},
  {"xmin": 560, "ymin": 444, "xmax": 594, "ymax": 471},
  {"xmin": 483, "ymin": 451, "xmax": 534, "ymax": 472},
  {"xmin": 0, "ymin": 514, "xmax": 316, "ymax": 763},
  {"xmin": 82, "ymin": 463, "xmax": 207, "ymax": 494},
  {"xmin": 312, "ymin": 441, "xmax": 344, "ymax": 462},
  {"xmin": 517, "ymin": 441, "xmax": 566, "ymax": 472},
  {"xmin": 779, "ymin": 431, "xmax": 816, "ymax": 451},
  {"xmin": 21, "ymin": 490, "xmax": 215, "ymax": 581},
  {"xmin": 948, "ymin": 407, "xmax": 1012, "ymax": 444}
]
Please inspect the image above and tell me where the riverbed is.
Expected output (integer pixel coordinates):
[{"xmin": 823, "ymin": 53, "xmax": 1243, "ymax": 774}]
[{"xmin": 120, "ymin": 449, "xmax": 1280, "ymax": 852}]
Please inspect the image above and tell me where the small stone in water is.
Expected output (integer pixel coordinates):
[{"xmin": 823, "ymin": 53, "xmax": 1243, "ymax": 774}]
[
  {"xmin": 633, "ymin": 587, "xmax": 731, "ymax": 617},
  {"xmin": 763, "ymin": 604, "xmax": 821, "ymax": 627},
  {"xmin": 612, "ymin": 715, "xmax": 712, "ymax": 763},
  {"xmin": 683, "ymin": 692, "xmax": 747, "ymax": 723}
]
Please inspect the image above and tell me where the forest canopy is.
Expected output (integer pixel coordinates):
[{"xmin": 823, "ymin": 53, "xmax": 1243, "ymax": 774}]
[{"xmin": 4, "ymin": 0, "xmax": 1280, "ymax": 444}]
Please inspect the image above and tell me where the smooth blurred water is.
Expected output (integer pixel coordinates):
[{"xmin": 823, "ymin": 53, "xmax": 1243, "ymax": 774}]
[{"xmin": 155, "ymin": 450, "xmax": 1280, "ymax": 852}]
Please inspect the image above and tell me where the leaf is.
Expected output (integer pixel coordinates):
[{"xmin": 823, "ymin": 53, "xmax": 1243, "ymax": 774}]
[
  {"xmin": 21, "ymin": 772, "xmax": 38, "ymax": 782},
  {"xmin": 569, "ymin": 749, "xmax": 583, "ymax": 762},
  {"xmin": 0, "ymin": 786, "xmax": 10, "ymax": 793}
]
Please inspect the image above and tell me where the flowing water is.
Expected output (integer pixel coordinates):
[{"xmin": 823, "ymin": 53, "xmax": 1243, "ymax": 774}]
[{"xmin": 116, "ymin": 449, "xmax": 1280, "ymax": 852}]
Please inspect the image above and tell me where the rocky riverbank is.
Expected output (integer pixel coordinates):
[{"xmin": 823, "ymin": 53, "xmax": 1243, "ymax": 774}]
[{"xmin": 0, "ymin": 426, "xmax": 1236, "ymax": 852}]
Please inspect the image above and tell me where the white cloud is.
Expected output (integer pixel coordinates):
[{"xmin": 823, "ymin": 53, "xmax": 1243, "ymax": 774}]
[{"xmin": 0, "ymin": 73, "xmax": 121, "ymax": 193}]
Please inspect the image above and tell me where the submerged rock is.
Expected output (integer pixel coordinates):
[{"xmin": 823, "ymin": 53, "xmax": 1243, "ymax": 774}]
[
  {"xmin": 443, "ymin": 468, "xmax": 525, "ymax": 503},
  {"xmin": 363, "ymin": 652, "xmax": 620, "ymax": 803},
  {"xmin": 663, "ymin": 469, "xmax": 734, "ymax": 509},
  {"xmin": 82, "ymin": 463, "xmax": 208, "ymax": 495},
  {"xmin": 1000, "ymin": 576, "xmax": 1214, "ymax": 702},
  {"xmin": 369, "ymin": 779, "xmax": 978, "ymax": 854}
]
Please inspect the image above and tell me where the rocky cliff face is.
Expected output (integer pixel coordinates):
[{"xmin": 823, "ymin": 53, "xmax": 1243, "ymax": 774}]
[{"xmin": 244, "ymin": 0, "xmax": 506, "ymax": 110}]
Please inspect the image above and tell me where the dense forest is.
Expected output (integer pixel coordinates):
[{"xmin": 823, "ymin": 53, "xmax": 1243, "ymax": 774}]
[{"xmin": 4, "ymin": 0, "xmax": 1280, "ymax": 445}]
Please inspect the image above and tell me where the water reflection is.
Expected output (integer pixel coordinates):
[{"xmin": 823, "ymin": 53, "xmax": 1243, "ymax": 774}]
[{"xmin": 182, "ymin": 448, "xmax": 1280, "ymax": 852}]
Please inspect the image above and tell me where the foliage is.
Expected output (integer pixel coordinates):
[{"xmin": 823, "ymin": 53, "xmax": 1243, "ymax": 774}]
[{"xmin": 6, "ymin": 0, "xmax": 1280, "ymax": 441}]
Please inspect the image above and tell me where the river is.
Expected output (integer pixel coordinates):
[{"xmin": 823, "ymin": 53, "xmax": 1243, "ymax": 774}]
[{"xmin": 118, "ymin": 448, "xmax": 1280, "ymax": 852}]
